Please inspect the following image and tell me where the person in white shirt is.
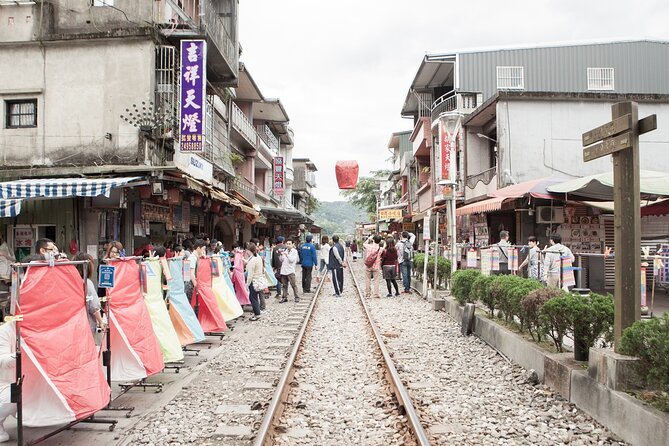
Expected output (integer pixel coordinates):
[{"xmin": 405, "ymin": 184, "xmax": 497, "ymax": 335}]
[
  {"xmin": 318, "ymin": 236, "xmax": 331, "ymax": 282},
  {"xmin": 245, "ymin": 243, "xmax": 265, "ymax": 320},
  {"xmin": 543, "ymin": 233, "xmax": 575, "ymax": 290},
  {"xmin": 279, "ymin": 240, "xmax": 300, "ymax": 303},
  {"xmin": 0, "ymin": 321, "xmax": 16, "ymax": 442}
]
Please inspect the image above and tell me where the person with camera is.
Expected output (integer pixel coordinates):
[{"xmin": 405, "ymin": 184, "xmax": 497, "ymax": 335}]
[{"xmin": 279, "ymin": 240, "xmax": 300, "ymax": 303}]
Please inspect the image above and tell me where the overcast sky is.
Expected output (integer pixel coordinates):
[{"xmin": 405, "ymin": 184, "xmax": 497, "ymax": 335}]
[{"xmin": 239, "ymin": 0, "xmax": 668, "ymax": 202}]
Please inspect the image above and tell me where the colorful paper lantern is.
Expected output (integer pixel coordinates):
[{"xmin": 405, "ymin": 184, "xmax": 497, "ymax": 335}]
[{"xmin": 335, "ymin": 160, "xmax": 359, "ymax": 189}]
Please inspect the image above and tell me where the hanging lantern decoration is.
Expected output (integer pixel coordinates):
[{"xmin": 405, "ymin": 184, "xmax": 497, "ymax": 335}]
[
  {"xmin": 210, "ymin": 202, "xmax": 221, "ymax": 213},
  {"xmin": 335, "ymin": 160, "xmax": 359, "ymax": 189}
]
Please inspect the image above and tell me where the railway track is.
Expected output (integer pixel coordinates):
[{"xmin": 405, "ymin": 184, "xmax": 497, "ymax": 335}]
[{"xmin": 253, "ymin": 260, "xmax": 430, "ymax": 446}]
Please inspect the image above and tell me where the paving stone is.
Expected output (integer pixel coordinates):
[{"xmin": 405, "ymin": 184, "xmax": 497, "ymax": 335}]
[
  {"xmin": 244, "ymin": 381, "xmax": 273, "ymax": 389},
  {"xmin": 254, "ymin": 366, "xmax": 281, "ymax": 372},
  {"xmin": 214, "ymin": 404, "xmax": 255, "ymax": 415},
  {"xmin": 213, "ymin": 425, "xmax": 253, "ymax": 437}
]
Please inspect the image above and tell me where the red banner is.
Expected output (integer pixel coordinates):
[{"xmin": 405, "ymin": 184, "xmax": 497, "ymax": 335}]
[
  {"xmin": 273, "ymin": 156, "xmax": 285, "ymax": 195},
  {"xmin": 440, "ymin": 120, "xmax": 451, "ymax": 181}
]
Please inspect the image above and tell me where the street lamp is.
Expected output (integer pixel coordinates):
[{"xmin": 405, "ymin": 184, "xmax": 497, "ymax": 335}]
[
  {"xmin": 476, "ymin": 133, "xmax": 497, "ymax": 144},
  {"xmin": 437, "ymin": 179, "xmax": 458, "ymax": 276}
]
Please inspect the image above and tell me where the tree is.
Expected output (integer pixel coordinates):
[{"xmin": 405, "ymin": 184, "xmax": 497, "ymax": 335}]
[
  {"xmin": 340, "ymin": 170, "xmax": 390, "ymax": 220},
  {"xmin": 306, "ymin": 195, "xmax": 320, "ymax": 214}
]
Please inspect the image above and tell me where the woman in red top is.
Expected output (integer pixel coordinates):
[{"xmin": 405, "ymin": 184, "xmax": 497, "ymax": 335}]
[{"xmin": 380, "ymin": 237, "xmax": 400, "ymax": 297}]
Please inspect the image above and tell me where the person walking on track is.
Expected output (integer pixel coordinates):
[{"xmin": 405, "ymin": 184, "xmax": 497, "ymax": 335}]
[
  {"xmin": 381, "ymin": 237, "xmax": 400, "ymax": 297},
  {"xmin": 328, "ymin": 235, "xmax": 346, "ymax": 297},
  {"xmin": 397, "ymin": 231, "xmax": 415, "ymax": 294},
  {"xmin": 279, "ymin": 240, "xmax": 300, "ymax": 303},
  {"xmin": 363, "ymin": 235, "xmax": 383, "ymax": 298},
  {"xmin": 300, "ymin": 234, "xmax": 318, "ymax": 294}
]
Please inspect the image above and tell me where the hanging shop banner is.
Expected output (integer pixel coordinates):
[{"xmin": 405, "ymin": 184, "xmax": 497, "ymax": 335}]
[
  {"xmin": 491, "ymin": 248, "xmax": 500, "ymax": 271},
  {"xmin": 480, "ymin": 248, "xmax": 492, "ymax": 276},
  {"xmin": 439, "ymin": 120, "xmax": 451, "ymax": 181},
  {"xmin": 641, "ymin": 264, "xmax": 647, "ymax": 307},
  {"xmin": 379, "ymin": 209, "xmax": 403, "ymax": 220},
  {"xmin": 14, "ymin": 227, "xmax": 34, "ymax": 248},
  {"xmin": 422, "ymin": 214, "xmax": 431, "ymax": 241},
  {"xmin": 402, "ymin": 222, "xmax": 415, "ymax": 232},
  {"xmin": 273, "ymin": 156, "xmax": 285, "ymax": 195},
  {"xmin": 466, "ymin": 249, "xmax": 477, "ymax": 268},
  {"xmin": 179, "ymin": 40, "xmax": 207, "ymax": 152},
  {"xmin": 508, "ymin": 248, "xmax": 519, "ymax": 271}
]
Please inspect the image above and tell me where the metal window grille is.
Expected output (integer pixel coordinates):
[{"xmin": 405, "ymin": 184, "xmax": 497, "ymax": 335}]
[
  {"xmin": 496, "ymin": 66, "xmax": 524, "ymax": 90},
  {"xmin": 155, "ymin": 45, "xmax": 177, "ymax": 136},
  {"xmin": 587, "ymin": 67, "xmax": 615, "ymax": 91},
  {"xmin": 5, "ymin": 99, "xmax": 37, "ymax": 128}
]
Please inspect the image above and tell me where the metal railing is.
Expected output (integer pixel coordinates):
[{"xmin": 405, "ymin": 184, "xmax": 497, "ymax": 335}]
[
  {"xmin": 412, "ymin": 91, "xmax": 432, "ymax": 118},
  {"xmin": 231, "ymin": 102, "xmax": 258, "ymax": 147},
  {"xmin": 431, "ymin": 92, "xmax": 479, "ymax": 122},
  {"xmin": 466, "ymin": 166, "xmax": 497, "ymax": 189},
  {"xmin": 258, "ymin": 124, "xmax": 279, "ymax": 154},
  {"xmin": 200, "ymin": 0, "xmax": 239, "ymax": 73},
  {"xmin": 229, "ymin": 177, "xmax": 256, "ymax": 203}
]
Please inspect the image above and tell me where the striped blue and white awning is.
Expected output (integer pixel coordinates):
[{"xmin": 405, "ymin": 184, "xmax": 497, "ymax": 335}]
[{"xmin": 0, "ymin": 176, "xmax": 142, "ymax": 217}]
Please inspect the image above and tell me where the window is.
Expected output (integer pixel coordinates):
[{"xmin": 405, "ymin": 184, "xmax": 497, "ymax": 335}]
[
  {"xmin": 5, "ymin": 99, "xmax": 37, "ymax": 128},
  {"xmin": 496, "ymin": 66, "xmax": 524, "ymax": 90},
  {"xmin": 587, "ymin": 67, "xmax": 615, "ymax": 91}
]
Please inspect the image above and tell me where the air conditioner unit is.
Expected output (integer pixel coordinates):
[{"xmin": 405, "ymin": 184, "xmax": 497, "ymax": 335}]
[{"xmin": 536, "ymin": 206, "xmax": 564, "ymax": 224}]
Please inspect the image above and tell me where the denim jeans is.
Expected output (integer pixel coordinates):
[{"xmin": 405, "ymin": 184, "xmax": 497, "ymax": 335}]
[
  {"xmin": 248, "ymin": 285, "xmax": 261, "ymax": 316},
  {"xmin": 400, "ymin": 261, "xmax": 412, "ymax": 292}
]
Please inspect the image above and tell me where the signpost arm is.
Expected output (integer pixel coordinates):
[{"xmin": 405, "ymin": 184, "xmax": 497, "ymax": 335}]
[{"xmin": 611, "ymin": 101, "xmax": 641, "ymax": 350}]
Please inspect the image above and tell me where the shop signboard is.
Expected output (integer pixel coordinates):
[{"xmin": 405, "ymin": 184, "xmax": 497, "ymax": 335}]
[
  {"xmin": 179, "ymin": 39, "xmax": 207, "ymax": 152},
  {"xmin": 174, "ymin": 151, "xmax": 213, "ymax": 184},
  {"xmin": 379, "ymin": 209, "xmax": 403, "ymax": 220},
  {"xmin": 14, "ymin": 227, "xmax": 34, "ymax": 248},
  {"xmin": 273, "ymin": 157, "xmax": 285, "ymax": 195},
  {"xmin": 402, "ymin": 222, "xmax": 415, "ymax": 232},
  {"xmin": 439, "ymin": 120, "xmax": 451, "ymax": 181},
  {"xmin": 422, "ymin": 214, "xmax": 431, "ymax": 241},
  {"xmin": 98, "ymin": 265, "xmax": 115, "ymax": 288}
]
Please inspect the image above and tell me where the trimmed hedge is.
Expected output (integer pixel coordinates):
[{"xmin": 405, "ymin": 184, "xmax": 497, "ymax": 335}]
[
  {"xmin": 620, "ymin": 314, "xmax": 669, "ymax": 393},
  {"xmin": 450, "ymin": 269, "xmax": 481, "ymax": 305}
]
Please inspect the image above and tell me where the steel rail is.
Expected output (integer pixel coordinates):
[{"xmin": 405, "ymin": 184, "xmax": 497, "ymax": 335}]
[
  {"xmin": 346, "ymin": 259, "xmax": 432, "ymax": 446},
  {"xmin": 252, "ymin": 271, "xmax": 326, "ymax": 446}
]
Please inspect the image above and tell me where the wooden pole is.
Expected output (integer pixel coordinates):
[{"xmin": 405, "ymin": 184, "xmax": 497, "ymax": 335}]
[{"xmin": 611, "ymin": 101, "xmax": 641, "ymax": 351}]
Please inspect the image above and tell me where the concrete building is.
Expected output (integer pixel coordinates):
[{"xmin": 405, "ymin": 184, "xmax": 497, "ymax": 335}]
[
  {"xmin": 0, "ymin": 0, "xmax": 315, "ymax": 258},
  {"xmin": 395, "ymin": 40, "xmax": 669, "ymax": 250}
]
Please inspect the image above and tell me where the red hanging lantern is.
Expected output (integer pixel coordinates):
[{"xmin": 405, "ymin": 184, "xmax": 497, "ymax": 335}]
[
  {"xmin": 210, "ymin": 202, "xmax": 221, "ymax": 213},
  {"xmin": 335, "ymin": 160, "xmax": 359, "ymax": 189}
]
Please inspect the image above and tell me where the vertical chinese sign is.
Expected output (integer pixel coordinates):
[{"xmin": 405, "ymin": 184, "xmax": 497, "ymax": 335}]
[
  {"xmin": 179, "ymin": 40, "xmax": 207, "ymax": 152},
  {"xmin": 439, "ymin": 120, "xmax": 451, "ymax": 181},
  {"xmin": 273, "ymin": 157, "xmax": 285, "ymax": 195}
]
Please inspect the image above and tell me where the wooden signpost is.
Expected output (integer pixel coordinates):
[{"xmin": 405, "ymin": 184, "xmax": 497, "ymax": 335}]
[{"xmin": 582, "ymin": 101, "xmax": 657, "ymax": 351}]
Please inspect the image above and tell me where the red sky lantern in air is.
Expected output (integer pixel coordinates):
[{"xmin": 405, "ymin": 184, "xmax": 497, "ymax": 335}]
[{"xmin": 335, "ymin": 160, "xmax": 359, "ymax": 189}]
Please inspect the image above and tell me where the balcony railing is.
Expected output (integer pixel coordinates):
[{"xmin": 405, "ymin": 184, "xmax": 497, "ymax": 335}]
[
  {"xmin": 231, "ymin": 102, "xmax": 258, "ymax": 148},
  {"xmin": 201, "ymin": 0, "xmax": 238, "ymax": 74},
  {"xmin": 431, "ymin": 92, "xmax": 480, "ymax": 122},
  {"xmin": 466, "ymin": 166, "xmax": 497, "ymax": 189},
  {"xmin": 229, "ymin": 177, "xmax": 256, "ymax": 203},
  {"xmin": 257, "ymin": 124, "xmax": 279, "ymax": 154},
  {"xmin": 285, "ymin": 166, "xmax": 294, "ymax": 184}
]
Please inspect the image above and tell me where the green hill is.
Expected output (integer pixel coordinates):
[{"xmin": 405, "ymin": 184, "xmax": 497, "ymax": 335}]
[{"xmin": 313, "ymin": 201, "xmax": 369, "ymax": 237}]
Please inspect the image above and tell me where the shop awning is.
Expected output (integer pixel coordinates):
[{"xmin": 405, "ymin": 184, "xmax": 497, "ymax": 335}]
[
  {"xmin": 489, "ymin": 176, "xmax": 567, "ymax": 200},
  {"xmin": 260, "ymin": 206, "xmax": 312, "ymax": 223},
  {"xmin": 547, "ymin": 170, "xmax": 669, "ymax": 201},
  {"xmin": 0, "ymin": 176, "xmax": 142, "ymax": 217},
  {"xmin": 379, "ymin": 202, "xmax": 408, "ymax": 210},
  {"xmin": 456, "ymin": 196, "xmax": 507, "ymax": 216}
]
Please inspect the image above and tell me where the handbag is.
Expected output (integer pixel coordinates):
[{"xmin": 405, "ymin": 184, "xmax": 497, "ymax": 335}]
[{"xmin": 252, "ymin": 275, "xmax": 268, "ymax": 292}]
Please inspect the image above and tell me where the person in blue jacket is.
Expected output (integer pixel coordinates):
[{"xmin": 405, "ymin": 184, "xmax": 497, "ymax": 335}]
[{"xmin": 300, "ymin": 234, "xmax": 318, "ymax": 294}]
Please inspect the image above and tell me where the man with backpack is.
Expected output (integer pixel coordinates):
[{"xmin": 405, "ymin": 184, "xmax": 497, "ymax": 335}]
[
  {"xmin": 397, "ymin": 231, "xmax": 416, "ymax": 294},
  {"xmin": 363, "ymin": 235, "xmax": 383, "ymax": 298},
  {"xmin": 272, "ymin": 236, "xmax": 286, "ymax": 299}
]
